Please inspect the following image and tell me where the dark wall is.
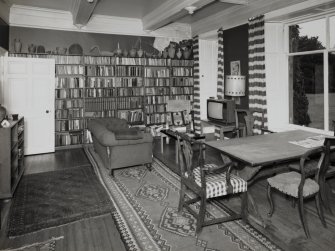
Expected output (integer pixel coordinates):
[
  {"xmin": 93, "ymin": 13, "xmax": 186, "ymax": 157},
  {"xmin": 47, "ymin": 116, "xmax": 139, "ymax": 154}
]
[
  {"xmin": 223, "ymin": 24, "xmax": 249, "ymax": 109},
  {"xmin": 0, "ymin": 18, "xmax": 9, "ymax": 50},
  {"xmin": 9, "ymin": 27, "xmax": 156, "ymax": 55}
]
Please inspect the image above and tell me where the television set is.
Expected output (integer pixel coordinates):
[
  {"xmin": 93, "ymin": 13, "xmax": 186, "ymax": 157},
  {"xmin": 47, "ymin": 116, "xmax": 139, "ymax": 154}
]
[{"xmin": 207, "ymin": 99, "xmax": 236, "ymax": 124}]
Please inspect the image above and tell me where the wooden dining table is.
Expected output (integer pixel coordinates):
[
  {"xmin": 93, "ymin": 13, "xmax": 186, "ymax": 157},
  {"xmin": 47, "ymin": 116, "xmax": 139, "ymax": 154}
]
[{"xmin": 205, "ymin": 129, "xmax": 326, "ymax": 227}]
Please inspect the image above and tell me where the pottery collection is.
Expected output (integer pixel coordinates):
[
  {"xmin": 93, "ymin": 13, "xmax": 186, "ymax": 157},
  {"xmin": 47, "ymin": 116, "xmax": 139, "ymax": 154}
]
[{"xmin": 14, "ymin": 39, "xmax": 22, "ymax": 53}]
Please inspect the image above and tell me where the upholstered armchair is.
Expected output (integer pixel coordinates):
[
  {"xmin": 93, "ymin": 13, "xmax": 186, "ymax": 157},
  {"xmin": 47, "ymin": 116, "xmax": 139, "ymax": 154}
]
[{"xmin": 88, "ymin": 118, "xmax": 153, "ymax": 175}]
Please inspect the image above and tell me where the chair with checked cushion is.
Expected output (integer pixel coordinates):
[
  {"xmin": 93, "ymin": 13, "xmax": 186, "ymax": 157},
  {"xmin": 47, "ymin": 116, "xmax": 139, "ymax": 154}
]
[
  {"xmin": 266, "ymin": 139, "xmax": 334, "ymax": 238},
  {"xmin": 175, "ymin": 131, "xmax": 248, "ymax": 233}
]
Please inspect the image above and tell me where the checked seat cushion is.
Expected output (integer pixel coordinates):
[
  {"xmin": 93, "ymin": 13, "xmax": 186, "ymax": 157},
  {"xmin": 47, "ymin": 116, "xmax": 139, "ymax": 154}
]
[{"xmin": 193, "ymin": 164, "xmax": 247, "ymax": 199}]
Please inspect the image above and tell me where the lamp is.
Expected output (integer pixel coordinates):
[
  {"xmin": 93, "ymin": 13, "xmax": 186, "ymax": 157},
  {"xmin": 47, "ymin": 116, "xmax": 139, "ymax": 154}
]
[
  {"xmin": 185, "ymin": 6, "xmax": 197, "ymax": 14},
  {"xmin": 225, "ymin": 75, "xmax": 246, "ymax": 104}
]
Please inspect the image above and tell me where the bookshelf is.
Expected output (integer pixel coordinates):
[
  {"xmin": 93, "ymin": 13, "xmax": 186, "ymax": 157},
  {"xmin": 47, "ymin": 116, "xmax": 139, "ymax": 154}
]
[
  {"xmin": 0, "ymin": 117, "xmax": 25, "ymax": 199},
  {"xmin": 8, "ymin": 53, "xmax": 194, "ymax": 148},
  {"xmin": 55, "ymin": 59, "xmax": 86, "ymax": 147}
]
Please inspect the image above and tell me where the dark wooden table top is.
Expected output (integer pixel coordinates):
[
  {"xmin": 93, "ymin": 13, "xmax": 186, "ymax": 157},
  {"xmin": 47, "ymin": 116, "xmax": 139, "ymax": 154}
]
[
  {"xmin": 205, "ymin": 130, "xmax": 325, "ymax": 167},
  {"xmin": 160, "ymin": 129, "xmax": 205, "ymax": 140}
]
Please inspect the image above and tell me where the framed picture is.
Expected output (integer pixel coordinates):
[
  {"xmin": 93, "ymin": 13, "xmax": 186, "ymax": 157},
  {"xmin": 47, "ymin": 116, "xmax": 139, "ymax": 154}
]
[{"xmin": 230, "ymin": 60, "xmax": 241, "ymax": 75}]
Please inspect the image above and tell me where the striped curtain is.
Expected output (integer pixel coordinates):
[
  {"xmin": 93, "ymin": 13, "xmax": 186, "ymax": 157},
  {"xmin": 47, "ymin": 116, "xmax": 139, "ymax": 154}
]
[
  {"xmin": 248, "ymin": 15, "xmax": 268, "ymax": 134},
  {"xmin": 192, "ymin": 36, "xmax": 201, "ymax": 134},
  {"xmin": 215, "ymin": 28, "xmax": 224, "ymax": 139}
]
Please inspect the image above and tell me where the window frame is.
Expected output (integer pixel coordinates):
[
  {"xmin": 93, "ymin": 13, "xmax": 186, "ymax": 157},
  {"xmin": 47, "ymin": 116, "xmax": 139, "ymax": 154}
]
[{"xmin": 286, "ymin": 14, "xmax": 335, "ymax": 131}]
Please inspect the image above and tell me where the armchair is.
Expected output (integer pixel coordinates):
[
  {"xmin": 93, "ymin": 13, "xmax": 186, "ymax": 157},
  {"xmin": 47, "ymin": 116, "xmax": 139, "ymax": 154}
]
[{"xmin": 88, "ymin": 117, "xmax": 153, "ymax": 176}]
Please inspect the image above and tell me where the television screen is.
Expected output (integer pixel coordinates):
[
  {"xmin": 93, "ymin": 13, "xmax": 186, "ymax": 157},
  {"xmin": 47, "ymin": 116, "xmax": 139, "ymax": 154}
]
[
  {"xmin": 207, "ymin": 101, "xmax": 224, "ymax": 120},
  {"xmin": 207, "ymin": 99, "xmax": 235, "ymax": 124}
]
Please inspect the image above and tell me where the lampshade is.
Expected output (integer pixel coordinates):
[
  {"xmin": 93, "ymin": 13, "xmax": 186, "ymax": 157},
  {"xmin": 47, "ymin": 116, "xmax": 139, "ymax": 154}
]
[{"xmin": 225, "ymin": 75, "xmax": 246, "ymax": 97}]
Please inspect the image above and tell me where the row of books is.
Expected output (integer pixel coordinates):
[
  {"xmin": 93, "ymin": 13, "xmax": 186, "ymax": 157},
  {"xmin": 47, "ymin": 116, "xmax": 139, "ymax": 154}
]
[
  {"xmin": 85, "ymin": 88, "xmax": 117, "ymax": 98},
  {"xmin": 145, "ymin": 113, "xmax": 167, "ymax": 125},
  {"xmin": 170, "ymin": 87, "xmax": 193, "ymax": 95},
  {"xmin": 145, "ymin": 104, "xmax": 166, "ymax": 113},
  {"xmin": 55, "ymin": 99, "xmax": 84, "ymax": 109},
  {"xmin": 55, "ymin": 108, "xmax": 84, "ymax": 119},
  {"xmin": 56, "ymin": 77, "xmax": 85, "ymax": 89},
  {"xmin": 171, "ymin": 77, "xmax": 194, "ymax": 86},
  {"xmin": 85, "ymin": 98, "xmax": 117, "ymax": 111},
  {"xmin": 145, "ymin": 95, "xmax": 169, "ymax": 104},
  {"xmin": 117, "ymin": 87, "xmax": 144, "ymax": 96},
  {"xmin": 55, "ymin": 89, "xmax": 84, "ymax": 99},
  {"xmin": 171, "ymin": 59, "xmax": 194, "ymax": 67},
  {"xmin": 56, "ymin": 65, "xmax": 85, "ymax": 75},
  {"xmin": 85, "ymin": 110, "xmax": 116, "ymax": 118},
  {"xmin": 144, "ymin": 68, "xmax": 170, "ymax": 78},
  {"xmin": 55, "ymin": 132, "xmax": 83, "ymax": 146},
  {"xmin": 118, "ymin": 97, "xmax": 143, "ymax": 109},
  {"xmin": 86, "ymin": 77, "xmax": 143, "ymax": 88},
  {"xmin": 171, "ymin": 67, "xmax": 193, "ymax": 77},
  {"xmin": 145, "ymin": 87, "xmax": 170, "ymax": 96},
  {"xmin": 55, "ymin": 119, "xmax": 85, "ymax": 132},
  {"xmin": 86, "ymin": 65, "xmax": 143, "ymax": 77},
  {"xmin": 118, "ymin": 110, "xmax": 143, "ymax": 123},
  {"xmin": 144, "ymin": 78, "xmax": 170, "ymax": 87}
]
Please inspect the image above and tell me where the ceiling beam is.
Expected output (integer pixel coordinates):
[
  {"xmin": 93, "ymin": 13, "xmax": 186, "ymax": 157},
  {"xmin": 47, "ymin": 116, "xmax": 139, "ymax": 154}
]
[
  {"xmin": 70, "ymin": 0, "xmax": 99, "ymax": 27},
  {"xmin": 142, "ymin": 0, "xmax": 216, "ymax": 31}
]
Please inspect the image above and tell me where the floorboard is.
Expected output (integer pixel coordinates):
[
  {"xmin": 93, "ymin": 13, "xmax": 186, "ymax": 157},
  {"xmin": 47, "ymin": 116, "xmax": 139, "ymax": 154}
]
[{"xmin": 0, "ymin": 138, "xmax": 334, "ymax": 251}]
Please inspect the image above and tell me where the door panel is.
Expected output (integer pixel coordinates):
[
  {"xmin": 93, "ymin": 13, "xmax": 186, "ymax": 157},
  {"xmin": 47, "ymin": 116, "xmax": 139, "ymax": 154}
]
[{"xmin": 5, "ymin": 57, "xmax": 55, "ymax": 155}]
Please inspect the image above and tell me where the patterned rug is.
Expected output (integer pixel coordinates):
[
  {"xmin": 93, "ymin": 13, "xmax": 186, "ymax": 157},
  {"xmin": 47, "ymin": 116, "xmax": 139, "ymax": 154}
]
[
  {"xmin": 7, "ymin": 165, "xmax": 115, "ymax": 238},
  {"xmin": 85, "ymin": 147, "xmax": 283, "ymax": 251},
  {"xmin": 0, "ymin": 236, "xmax": 63, "ymax": 251}
]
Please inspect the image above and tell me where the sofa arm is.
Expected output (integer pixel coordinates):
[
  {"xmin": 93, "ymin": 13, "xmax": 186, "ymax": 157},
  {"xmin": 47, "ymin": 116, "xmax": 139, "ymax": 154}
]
[
  {"xmin": 111, "ymin": 131, "xmax": 153, "ymax": 146},
  {"xmin": 88, "ymin": 119, "xmax": 119, "ymax": 146}
]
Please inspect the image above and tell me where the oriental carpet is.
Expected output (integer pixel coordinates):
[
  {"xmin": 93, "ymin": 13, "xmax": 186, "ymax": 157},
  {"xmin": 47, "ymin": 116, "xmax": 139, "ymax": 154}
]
[{"xmin": 85, "ymin": 146, "xmax": 282, "ymax": 251}]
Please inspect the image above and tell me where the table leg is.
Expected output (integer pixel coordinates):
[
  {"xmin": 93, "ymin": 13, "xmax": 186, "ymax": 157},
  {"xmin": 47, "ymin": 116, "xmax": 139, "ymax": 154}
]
[
  {"xmin": 161, "ymin": 135, "xmax": 164, "ymax": 154},
  {"xmin": 175, "ymin": 141, "xmax": 179, "ymax": 164}
]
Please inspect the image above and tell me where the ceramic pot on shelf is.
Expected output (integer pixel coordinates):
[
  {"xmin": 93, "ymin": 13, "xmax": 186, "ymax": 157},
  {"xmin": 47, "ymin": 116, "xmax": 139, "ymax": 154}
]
[
  {"xmin": 129, "ymin": 48, "xmax": 137, "ymax": 57},
  {"xmin": 14, "ymin": 39, "xmax": 22, "ymax": 53},
  {"xmin": 137, "ymin": 48, "xmax": 144, "ymax": 58},
  {"xmin": 116, "ymin": 43, "xmax": 122, "ymax": 57},
  {"xmin": 168, "ymin": 43, "xmax": 175, "ymax": 59},
  {"xmin": 123, "ymin": 49, "xmax": 128, "ymax": 57},
  {"xmin": 163, "ymin": 49, "xmax": 168, "ymax": 59},
  {"xmin": 176, "ymin": 48, "xmax": 182, "ymax": 59},
  {"xmin": 28, "ymin": 44, "xmax": 36, "ymax": 54},
  {"xmin": 183, "ymin": 47, "xmax": 192, "ymax": 59}
]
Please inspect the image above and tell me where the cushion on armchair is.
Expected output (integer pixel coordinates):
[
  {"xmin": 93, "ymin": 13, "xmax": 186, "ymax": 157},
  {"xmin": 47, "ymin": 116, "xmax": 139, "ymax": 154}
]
[{"xmin": 112, "ymin": 128, "xmax": 143, "ymax": 140}]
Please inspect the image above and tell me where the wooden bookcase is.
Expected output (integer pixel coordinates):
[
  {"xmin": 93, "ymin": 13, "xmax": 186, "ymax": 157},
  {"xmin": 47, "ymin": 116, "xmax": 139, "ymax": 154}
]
[
  {"xmin": 55, "ymin": 57, "xmax": 85, "ymax": 147},
  {"xmin": 8, "ymin": 54, "xmax": 194, "ymax": 148},
  {"xmin": 0, "ymin": 117, "xmax": 25, "ymax": 199}
]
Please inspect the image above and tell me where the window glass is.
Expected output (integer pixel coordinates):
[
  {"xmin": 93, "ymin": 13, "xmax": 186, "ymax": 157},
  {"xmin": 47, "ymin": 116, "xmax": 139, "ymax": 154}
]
[
  {"xmin": 290, "ymin": 54, "xmax": 324, "ymax": 129},
  {"xmin": 329, "ymin": 52, "xmax": 335, "ymax": 131},
  {"xmin": 330, "ymin": 16, "xmax": 335, "ymax": 49},
  {"xmin": 289, "ymin": 19, "xmax": 326, "ymax": 53}
]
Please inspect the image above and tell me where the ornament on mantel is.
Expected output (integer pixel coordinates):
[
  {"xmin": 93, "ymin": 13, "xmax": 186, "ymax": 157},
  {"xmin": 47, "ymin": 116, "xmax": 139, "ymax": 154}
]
[{"xmin": 116, "ymin": 42, "xmax": 122, "ymax": 56}]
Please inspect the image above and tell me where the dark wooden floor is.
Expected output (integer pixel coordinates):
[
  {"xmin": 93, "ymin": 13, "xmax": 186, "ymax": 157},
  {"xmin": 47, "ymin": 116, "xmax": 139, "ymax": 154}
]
[
  {"xmin": 0, "ymin": 137, "xmax": 335, "ymax": 251},
  {"xmin": 0, "ymin": 148, "xmax": 126, "ymax": 251}
]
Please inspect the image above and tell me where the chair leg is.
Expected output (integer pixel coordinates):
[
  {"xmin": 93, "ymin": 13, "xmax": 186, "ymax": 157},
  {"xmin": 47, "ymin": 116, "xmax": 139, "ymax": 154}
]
[
  {"xmin": 315, "ymin": 193, "xmax": 327, "ymax": 228},
  {"xmin": 297, "ymin": 195, "xmax": 310, "ymax": 238},
  {"xmin": 178, "ymin": 184, "xmax": 186, "ymax": 212},
  {"xmin": 241, "ymin": 191, "xmax": 248, "ymax": 223},
  {"xmin": 267, "ymin": 184, "xmax": 274, "ymax": 217},
  {"xmin": 292, "ymin": 198, "xmax": 296, "ymax": 208},
  {"xmin": 322, "ymin": 182, "xmax": 333, "ymax": 215},
  {"xmin": 196, "ymin": 195, "xmax": 206, "ymax": 233}
]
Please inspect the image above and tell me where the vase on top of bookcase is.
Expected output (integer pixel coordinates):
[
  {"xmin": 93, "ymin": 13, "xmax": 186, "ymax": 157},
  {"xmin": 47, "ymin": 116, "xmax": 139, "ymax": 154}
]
[{"xmin": 14, "ymin": 39, "xmax": 22, "ymax": 53}]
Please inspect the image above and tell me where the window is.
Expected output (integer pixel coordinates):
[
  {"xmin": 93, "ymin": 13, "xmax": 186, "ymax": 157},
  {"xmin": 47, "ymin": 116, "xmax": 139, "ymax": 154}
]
[{"xmin": 288, "ymin": 16, "xmax": 335, "ymax": 131}]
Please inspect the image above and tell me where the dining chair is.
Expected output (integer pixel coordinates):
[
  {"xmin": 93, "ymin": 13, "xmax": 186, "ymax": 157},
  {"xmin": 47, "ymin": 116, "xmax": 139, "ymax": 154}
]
[
  {"xmin": 175, "ymin": 131, "xmax": 248, "ymax": 233},
  {"xmin": 288, "ymin": 136, "xmax": 335, "ymax": 214},
  {"xmin": 233, "ymin": 108, "xmax": 272, "ymax": 137},
  {"xmin": 267, "ymin": 139, "xmax": 334, "ymax": 238}
]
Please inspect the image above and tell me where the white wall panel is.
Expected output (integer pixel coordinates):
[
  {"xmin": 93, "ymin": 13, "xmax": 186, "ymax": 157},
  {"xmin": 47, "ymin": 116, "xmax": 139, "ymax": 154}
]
[{"xmin": 199, "ymin": 39, "xmax": 218, "ymax": 121}]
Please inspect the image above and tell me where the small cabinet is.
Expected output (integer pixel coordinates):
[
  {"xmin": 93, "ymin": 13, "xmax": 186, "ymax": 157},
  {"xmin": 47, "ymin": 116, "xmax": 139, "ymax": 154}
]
[{"xmin": 0, "ymin": 117, "xmax": 25, "ymax": 199}]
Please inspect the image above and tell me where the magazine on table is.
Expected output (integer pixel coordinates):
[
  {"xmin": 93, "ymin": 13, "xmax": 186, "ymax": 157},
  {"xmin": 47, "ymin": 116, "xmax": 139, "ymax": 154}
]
[{"xmin": 289, "ymin": 135, "xmax": 325, "ymax": 148}]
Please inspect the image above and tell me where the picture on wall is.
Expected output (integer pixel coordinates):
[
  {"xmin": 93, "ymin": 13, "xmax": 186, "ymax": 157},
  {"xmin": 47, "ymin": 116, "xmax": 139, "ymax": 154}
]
[{"xmin": 230, "ymin": 60, "xmax": 241, "ymax": 75}]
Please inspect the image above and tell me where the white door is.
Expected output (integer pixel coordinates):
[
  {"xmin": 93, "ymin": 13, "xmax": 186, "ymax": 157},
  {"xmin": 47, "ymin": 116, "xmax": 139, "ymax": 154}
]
[{"xmin": 4, "ymin": 57, "xmax": 55, "ymax": 155}]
